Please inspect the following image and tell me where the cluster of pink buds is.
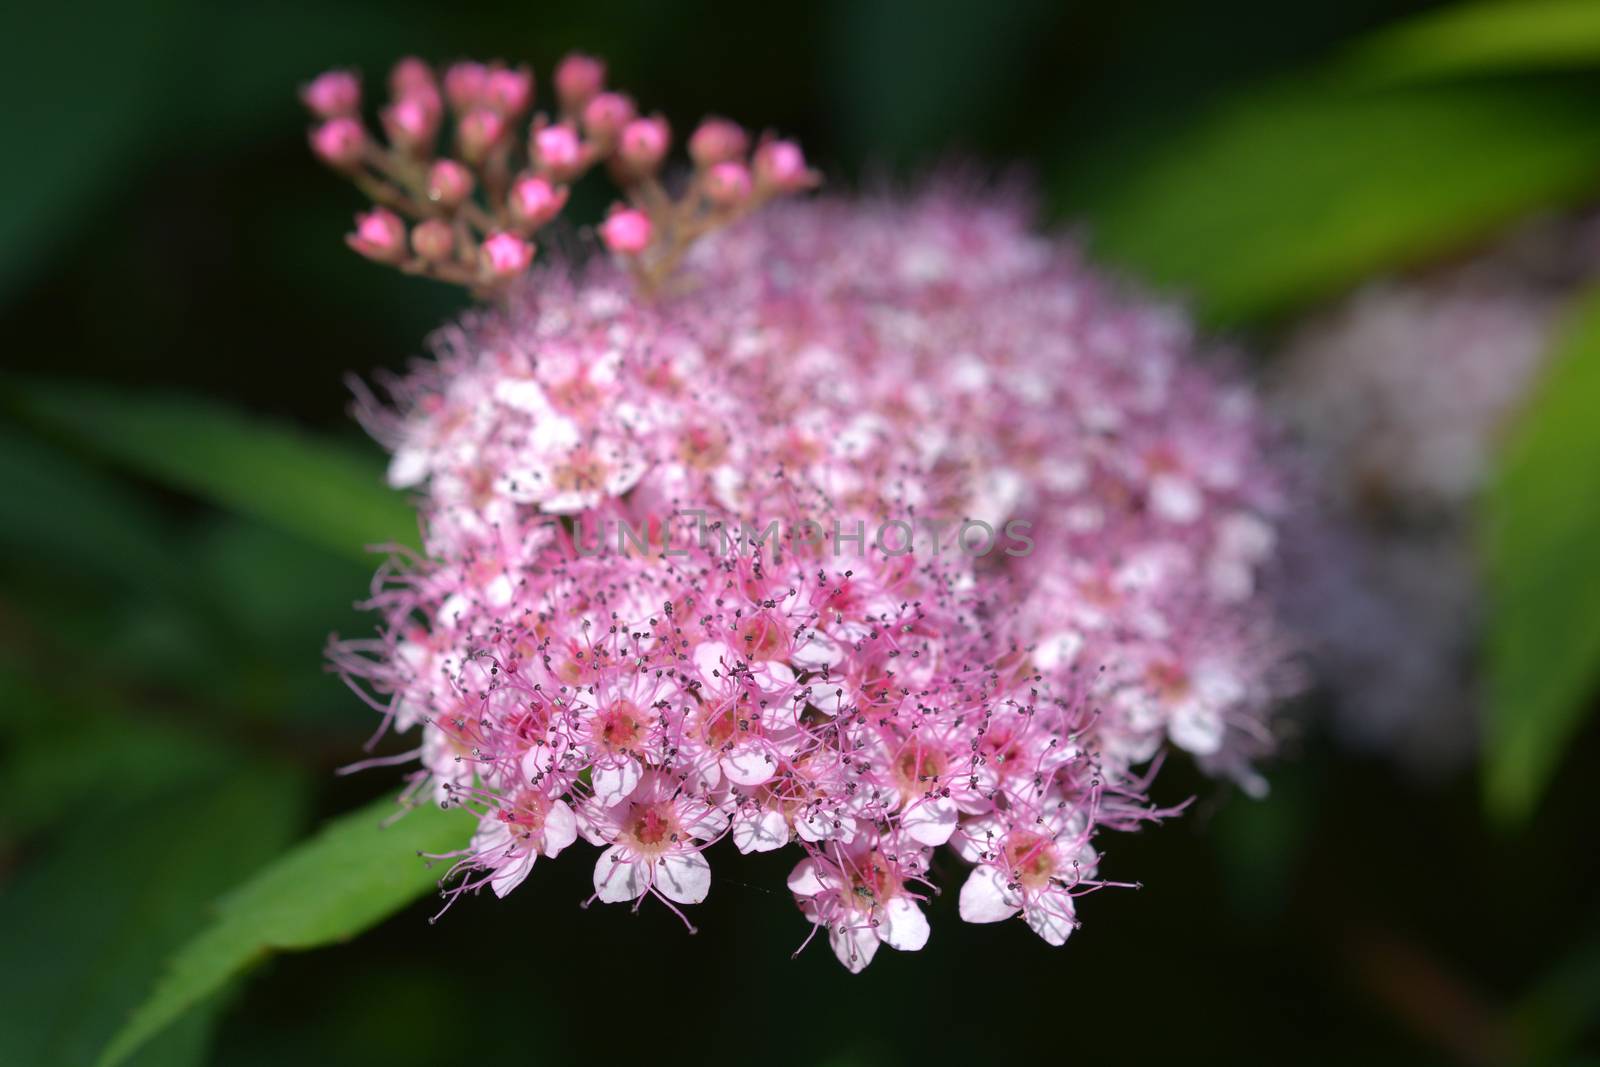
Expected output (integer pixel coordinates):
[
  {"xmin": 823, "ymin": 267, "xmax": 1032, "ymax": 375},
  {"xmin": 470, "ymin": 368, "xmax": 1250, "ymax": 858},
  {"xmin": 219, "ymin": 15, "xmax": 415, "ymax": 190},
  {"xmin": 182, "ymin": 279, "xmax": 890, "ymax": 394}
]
[{"xmin": 302, "ymin": 54, "xmax": 817, "ymax": 297}]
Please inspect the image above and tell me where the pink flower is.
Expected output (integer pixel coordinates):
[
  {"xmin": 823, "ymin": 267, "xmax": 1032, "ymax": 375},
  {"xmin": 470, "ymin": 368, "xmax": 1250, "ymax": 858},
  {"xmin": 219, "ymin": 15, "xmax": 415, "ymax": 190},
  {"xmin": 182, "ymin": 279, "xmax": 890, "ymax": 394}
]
[
  {"xmin": 444, "ymin": 61, "xmax": 490, "ymax": 113},
  {"xmin": 479, "ymin": 232, "xmax": 534, "ymax": 277},
  {"xmin": 553, "ymin": 52, "xmax": 606, "ymax": 112},
  {"xmin": 309, "ymin": 117, "xmax": 365, "ymax": 169},
  {"xmin": 754, "ymin": 139, "xmax": 815, "ymax": 193},
  {"xmin": 532, "ymin": 123, "xmax": 582, "ymax": 180},
  {"xmin": 616, "ymin": 116, "xmax": 669, "ymax": 178},
  {"xmin": 582, "ymin": 91, "xmax": 636, "ymax": 141},
  {"xmin": 388, "ymin": 56, "xmax": 435, "ymax": 97},
  {"xmin": 425, "ymin": 159, "xmax": 474, "ymax": 208},
  {"xmin": 456, "ymin": 108, "xmax": 505, "ymax": 164},
  {"xmin": 485, "ymin": 65, "xmax": 534, "ymax": 116},
  {"xmin": 599, "ymin": 207, "xmax": 652, "ymax": 255},
  {"xmin": 787, "ymin": 836, "xmax": 931, "ymax": 973},
  {"xmin": 955, "ymin": 802, "xmax": 1097, "ymax": 945},
  {"xmin": 467, "ymin": 790, "xmax": 579, "ymax": 897},
  {"xmin": 509, "ymin": 175, "xmax": 568, "ymax": 228},
  {"xmin": 301, "ymin": 69, "xmax": 360, "ymax": 118},
  {"xmin": 582, "ymin": 771, "xmax": 728, "ymax": 907},
  {"xmin": 345, "ymin": 208, "xmax": 405, "ymax": 262},
  {"xmin": 703, "ymin": 161, "xmax": 752, "ymax": 208},
  {"xmin": 688, "ymin": 117, "xmax": 748, "ymax": 167},
  {"xmin": 382, "ymin": 95, "xmax": 440, "ymax": 154},
  {"xmin": 410, "ymin": 219, "xmax": 454, "ymax": 262},
  {"xmin": 332, "ymin": 186, "xmax": 1296, "ymax": 969}
]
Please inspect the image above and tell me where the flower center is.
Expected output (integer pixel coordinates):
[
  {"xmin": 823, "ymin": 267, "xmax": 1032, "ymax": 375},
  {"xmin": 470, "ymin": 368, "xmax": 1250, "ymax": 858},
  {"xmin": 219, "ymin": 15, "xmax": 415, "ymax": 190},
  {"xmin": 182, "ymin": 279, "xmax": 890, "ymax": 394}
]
[
  {"xmin": 893, "ymin": 742, "xmax": 948, "ymax": 795},
  {"xmin": 598, "ymin": 701, "xmax": 646, "ymax": 752},
  {"xmin": 1002, "ymin": 831, "xmax": 1058, "ymax": 891},
  {"xmin": 624, "ymin": 801, "xmax": 680, "ymax": 853}
]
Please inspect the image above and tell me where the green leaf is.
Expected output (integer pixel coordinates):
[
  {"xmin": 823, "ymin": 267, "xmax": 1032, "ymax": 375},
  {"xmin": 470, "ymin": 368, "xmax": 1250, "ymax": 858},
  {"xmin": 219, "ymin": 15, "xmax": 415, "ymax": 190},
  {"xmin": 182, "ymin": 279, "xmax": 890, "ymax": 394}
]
[
  {"xmin": 0, "ymin": 425, "xmax": 185, "ymax": 595},
  {"xmin": 98, "ymin": 796, "xmax": 473, "ymax": 1067},
  {"xmin": 9, "ymin": 381, "xmax": 418, "ymax": 563},
  {"xmin": 1483, "ymin": 287, "xmax": 1600, "ymax": 825},
  {"xmin": 0, "ymin": 760, "xmax": 306, "ymax": 1067},
  {"xmin": 1339, "ymin": 0, "xmax": 1600, "ymax": 88},
  {"xmin": 0, "ymin": 669, "xmax": 234, "ymax": 840},
  {"xmin": 1070, "ymin": 80, "xmax": 1600, "ymax": 326}
]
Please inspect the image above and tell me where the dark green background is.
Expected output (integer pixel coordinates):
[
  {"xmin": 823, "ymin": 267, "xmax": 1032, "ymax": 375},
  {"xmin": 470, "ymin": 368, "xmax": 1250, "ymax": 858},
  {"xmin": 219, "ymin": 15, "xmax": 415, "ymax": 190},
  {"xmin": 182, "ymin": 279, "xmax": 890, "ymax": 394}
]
[{"xmin": 3, "ymin": 2, "xmax": 1597, "ymax": 1065}]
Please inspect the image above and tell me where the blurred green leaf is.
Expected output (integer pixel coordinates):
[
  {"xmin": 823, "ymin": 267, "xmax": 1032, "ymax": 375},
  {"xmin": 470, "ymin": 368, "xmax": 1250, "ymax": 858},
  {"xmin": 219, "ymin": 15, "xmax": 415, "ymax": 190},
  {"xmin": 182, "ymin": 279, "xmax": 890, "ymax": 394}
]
[
  {"xmin": 1340, "ymin": 0, "xmax": 1600, "ymax": 87},
  {"xmin": 1483, "ymin": 286, "xmax": 1600, "ymax": 825},
  {"xmin": 190, "ymin": 517, "xmax": 379, "ymax": 731},
  {"xmin": 0, "ymin": 760, "xmax": 306, "ymax": 1067},
  {"xmin": 1512, "ymin": 931, "xmax": 1600, "ymax": 1064},
  {"xmin": 0, "ymin": 668, "xmax": 233, "ymax": 840},
  {"xmin": 10, "ymin": 381, "xmax": 418, "ymax": 562},
  {"xmin": 98, "ymin": 795, "xmax": 473, "ymax": 1067},
  {"xmin": 1073, "ymin": 79, "xmax": 1600, "ymax": 325},
  {"xmin": 0, "ymin": 425, "xmax": 185, "ymax": 595}
]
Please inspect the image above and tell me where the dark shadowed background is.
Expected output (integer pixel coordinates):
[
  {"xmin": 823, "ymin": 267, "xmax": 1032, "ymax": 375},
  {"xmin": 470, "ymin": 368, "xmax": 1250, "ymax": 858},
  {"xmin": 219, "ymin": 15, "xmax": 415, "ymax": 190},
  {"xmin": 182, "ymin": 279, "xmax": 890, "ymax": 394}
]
[{"xmin": 3, "ymin": 2, "xmax": 1599, "ymax": 1065}]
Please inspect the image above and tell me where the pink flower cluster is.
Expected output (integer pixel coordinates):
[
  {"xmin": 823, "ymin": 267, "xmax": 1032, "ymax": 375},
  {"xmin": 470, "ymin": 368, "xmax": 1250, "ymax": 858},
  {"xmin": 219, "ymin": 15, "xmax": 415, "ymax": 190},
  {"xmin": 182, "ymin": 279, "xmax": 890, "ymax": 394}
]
[
  {"xmin": 332, "ymin": 185, "xmax": 1294, "ymax": 970},
  {"xmin": 303, "ymin": 56, "xmax": 817, "ymax": 296}
]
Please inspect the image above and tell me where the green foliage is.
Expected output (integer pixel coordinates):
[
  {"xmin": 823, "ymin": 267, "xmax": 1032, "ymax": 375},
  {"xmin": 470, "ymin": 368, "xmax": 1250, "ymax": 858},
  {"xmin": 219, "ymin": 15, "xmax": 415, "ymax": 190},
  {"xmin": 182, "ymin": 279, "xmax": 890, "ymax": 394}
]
[
  {"xmin": 1482, "ymin": 287, "xmax": 1600, "ymax": 825},
  {"xmin": 97, "ymin": 796, "xmax": 474, "ymax": 1067},
  {"xmin": 0, "ymin": 425, "xmax": 185, "ymax": 596},
  {"xmin": 10, "ymin": 381, "xmax": 418, "ymax": 562},
  {"xmin": 1072, "ymin": 79, "xmax": 1600, "ymax": 325},
  {"xmin": 1339, "ymin": 0, "xmax": 1600, "ymax": 87},
  {"xmin": 0, "ymin": 761, "xmax": 306, "ymax": 1067}
]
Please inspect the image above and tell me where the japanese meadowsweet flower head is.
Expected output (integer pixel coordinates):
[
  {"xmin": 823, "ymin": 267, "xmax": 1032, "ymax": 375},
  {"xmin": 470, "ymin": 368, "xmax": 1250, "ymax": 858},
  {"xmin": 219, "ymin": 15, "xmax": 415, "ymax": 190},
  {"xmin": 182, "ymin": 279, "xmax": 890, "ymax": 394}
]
[{"xmin": 319, "ymin": 53, "xmax": 1296, "ymax": 970}]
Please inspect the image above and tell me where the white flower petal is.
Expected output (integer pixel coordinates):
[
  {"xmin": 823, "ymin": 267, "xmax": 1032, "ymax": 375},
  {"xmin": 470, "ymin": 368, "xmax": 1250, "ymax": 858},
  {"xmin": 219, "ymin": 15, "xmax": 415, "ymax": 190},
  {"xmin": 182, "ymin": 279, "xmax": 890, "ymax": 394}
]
[
  {"xmin": 732, "ymin": 807, "xmax": 790, "ymax": 854},
  {"xmin": 786, "ymin": 858, "xmax": 827, "ymax": 897},
  {"xmin": 1169, "ymin": 700, "xmax": 1225, "ymax": 756},
  {"xmin": 490, "ymin": 851, "xmax": 535, "ymax": 898},
  {"xmin": 828, "ymin": 920, "xmax": 880, "ymax": 974},
  {"xmin": 901, "ymin": 795, "xmax": 958, "ymax": 846},
  {"xmin": 959, "ymin": 865, "xmax": 1021, "ymax": 924},
  {"xmin": 879, "ymin": 896, "xmax": 930, "ymax": 952},
  {"xmin": 591, "ymin": 758, "xmax": 642, "ymax": 807},
  {"xmin": 1025, "ymin": 888, "xmax": 1077, "ymax": 946},
  {"xmin": 542, "ymin": 801, "xmax": 578, "ymax": 857},
  {"xmin": 593, "ymin": 846, "xmax": 649, "ymax": 903},
  {"xmin": 722, "ymin": 741, "xmax": 778, "ymax": 786},
  {"xmin": 655, "ymin": 850, "xmax": 712, "ymax": 905},
  {"xmin": 387, "ymin": 445, "xmax": 430, "ymax": 488}
]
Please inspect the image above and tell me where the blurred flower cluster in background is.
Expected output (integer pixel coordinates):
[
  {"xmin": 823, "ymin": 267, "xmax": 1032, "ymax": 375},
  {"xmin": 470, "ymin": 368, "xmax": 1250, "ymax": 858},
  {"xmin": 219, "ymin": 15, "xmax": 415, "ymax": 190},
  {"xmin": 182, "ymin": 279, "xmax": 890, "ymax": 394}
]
[{"xmin": 3, "ymin": 2, "xmax": 1599, "ymax": 1066}]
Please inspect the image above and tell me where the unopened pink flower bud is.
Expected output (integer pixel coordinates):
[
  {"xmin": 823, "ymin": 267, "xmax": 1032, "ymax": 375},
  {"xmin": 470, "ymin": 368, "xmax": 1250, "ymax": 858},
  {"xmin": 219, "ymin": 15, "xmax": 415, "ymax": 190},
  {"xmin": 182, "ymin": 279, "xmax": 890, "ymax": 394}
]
[
  {"xmin": 426, "ymin": 159, "xmax": 474, "ymax": 208},
  {"xmin": 302, "ymin": 69, "xmax": 360, "ymax": 118},
  {"xmin": 347, "ymin": 208, "xmax": 407, "ymax": 263},
  {"xmin": 486, "ymin": 65, "xmax": 534, "ymax": 116},
  {"xmin": 389, "ymin": 56, "xmax": 436, "ymax": 98},
  {"xmin": 480, "ymin": 231, "xmax": 534, "ymax": 277},
  {"xmin": 509, "ymin": 175, "xmax": 568, "ymax": 228},
  {"xmin": 554, "ymin": 53, "xmax": 605, "ymax": 113},
  {"xmin": 582, "ymin": 92, "xmax": 636, "ymax": 142},
  {"xmin": 599, "ymin": 207, "xmax": 652, "ymax": 255},
  {"xmin": 457, "ymin": 108, "xmax": 506, "ymax": 164},
  {"xmin": 444, "ymin": 61, "xmax": 490, "ymax": 113},
  {"xmin": 688, "ymin": 117, "xmax": 747, "ymax": 168},
  {"xmin": 617, "ymin": 116, "xmax": 670, "ymax": 178},
  {"xmin": 704, "ymin": 161, "xmax": 753, "ymax": 208},
  {"xmin": 533, "ymin": 123, "xmax": 583, "ymax": 180},
  {"xmin": 753, "ymin": 139, "xmax": 816, "ymax": 193},
  {"xmin": 382, "ymin": 95, "xmax": 440, "ymax": 154},
  {"xmin": 411, "ymin": 218, "xmax": 455, "ymax": 262},
  {"xmin": 310, "ymin": 117, "xmax": 366, "ymax": 169}
]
